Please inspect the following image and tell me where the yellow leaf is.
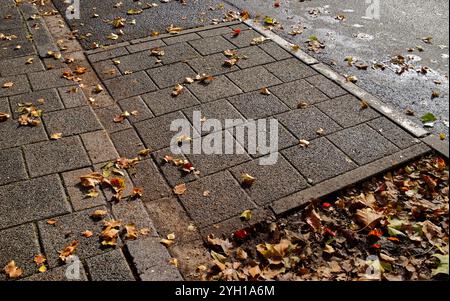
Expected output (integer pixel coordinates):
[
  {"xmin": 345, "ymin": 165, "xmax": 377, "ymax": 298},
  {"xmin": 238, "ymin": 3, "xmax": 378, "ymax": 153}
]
[
  {"xmin": 50, "ymin": 132, "xmax": 63, "ymax": 140},
  {"xmin": 173, "ymin": 183, "xmax": 187, "ymax": 195},
  {"xmin": 241, "ymin": 173, "xmax": 256, "ymax": 186},
  {"xmin": 240, "ymin": 210, "xmax": 252, "ymax": 221}
]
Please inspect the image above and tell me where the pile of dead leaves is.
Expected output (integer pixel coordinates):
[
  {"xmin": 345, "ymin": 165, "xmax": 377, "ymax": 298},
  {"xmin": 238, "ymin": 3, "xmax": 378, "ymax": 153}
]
[{"xmin": 200, "ymin": 155, "xmax": 448, "ymax": 281}]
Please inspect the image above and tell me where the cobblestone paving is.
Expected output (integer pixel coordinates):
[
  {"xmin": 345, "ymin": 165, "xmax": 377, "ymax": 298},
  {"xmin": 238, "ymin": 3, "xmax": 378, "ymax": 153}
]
[{"xmin": 0, "ymin": 0, "xmax": 432, "ymax": 282}]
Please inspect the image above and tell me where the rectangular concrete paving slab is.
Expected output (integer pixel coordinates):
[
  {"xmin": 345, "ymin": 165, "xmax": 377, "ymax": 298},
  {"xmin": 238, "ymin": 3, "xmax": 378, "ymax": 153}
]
[
  {"xmin": 114, "ymin": 51, "xmax": 160, "ymax": 73},
  {"xmin": 147, "ymin": 62, "xmax": 197, "ymax": 89},
  {"xmin": 0, "ymin": 55, "xmax": 45, "ymax": 76},
  {"xmin": 235, "ymin": 45, "xmax": 275, "ymax": 69},
  {"xmin": 117, "ymin": 96, "xmax": 155, "ymax": 123},
  {"xmin": 141, "ymin": 87, "xmax": 200, "ymax": 116},
  {"xmin": 187, "ymin": 52, "xmax": 239, "ymax": 76},
  {"xmin": 86, "ymin": 249, "xmax": 135, "ymax": 281},
  {"xmin": 94, "ymin": 104, "xmax": 132, "ymax": 133},
  {"xmin": 80, "ymin": 130, "xmax": 119, "ymax": 164},
  {"xmin": 0, "ymin": 174, "xmax": 71, "ymax": 229},
  {"xmin": 368, "ymin": 117, "xmax": 421, "ymax": 150},
  {"xmin": 0, "ymin": 74, "xmax": 31, "ymax": 97},
  {"xmin": 23, "ymin": 136, "xmax": 91, "ymax": 177},
  {"xmin": 110, "ymin": 128, "xmax": 145, "ymax": 158},
  {"xmin": 103, "ymin": 71, "xmax": 157, "ymax": 101},
  {"xmin": 188, "ymin": 35, "xmax": 236, "ymax": 56},
  {"xmin": 43, "ymin": 106, "xmax": 103, "ymax": 137},
  {"xmin": 0, "ymin": 147, "xmax": 28, "ymax": 186},
  {"xmin": 270, "ymin": 79, "xmax": 330, "ymax": 109},
  {"xmin": 128, "ymin": 159, "xmax": 171, "ymax": 202},
  {"xmin": 28, "ymin": 68, "xmax": 74, "ymax": 91},
  {"xmin": 111, "ymin": 200, "xmax": 158, "ymax": 237},
  {"xmin": 57, "ymin": 86, "xmax": 89, "ymax": 108},
  {"xmin": 9, "ymin": 89, "xmax": 65, "ymax": 118},
  {"xmin": 22, "ymin": 265, "xmax": 88, "ymax": 281},
  {"xmin": 227, "ymin": 66, "xmax": 282, "ymax": 93},
  {"xmin": 265, "ymin": 58, "xmax": 317, "ymax": 82},
  {"xmin": 0, "ymin": 117, "xmax": 48, "ymax": 150},
  {"xmin": 228, "ymin": 90, "xmax": 289, "ymax": 119},
  {"xmin": 186, "ymin": 75, "xmax": 242, "ymax": 103},
  {"xmin": 305, "ymin": 74, "xmax": 348, "ymax": 99}
]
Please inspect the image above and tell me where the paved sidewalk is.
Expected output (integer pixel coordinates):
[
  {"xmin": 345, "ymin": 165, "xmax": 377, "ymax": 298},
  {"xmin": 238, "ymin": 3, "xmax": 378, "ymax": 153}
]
[{"xmin": 0, "ymin": 0, "xmax": 437, "ymax": 281}]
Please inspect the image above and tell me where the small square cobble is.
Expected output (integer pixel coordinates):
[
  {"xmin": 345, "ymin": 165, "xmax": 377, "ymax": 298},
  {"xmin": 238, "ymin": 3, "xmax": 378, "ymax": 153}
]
[
  {"xmin": 276, "ymin": 107, "xmax": 342, "ymax": 140},
  {"xmin": 147, "ymin": 62, "xmax": 196, "ymax": 89},
  {"xmin": 28, "ymin": 68, "xmax": 74, "ymax": 91},
  {"xmin": 103, "ymin": 71, "xmax": 157, "ymax": 100},
  {"xmin": 0, "ymin": 147, "xmax": 28, "ymax": 186},
  {"xmin": 87, "ymin": 47, "xmax": 129, "ymax": 63},
  {"xmin": 259, "ymin": 42, "xmax": 292, "ymax": 60},
  {"xmin": 81, "ymin": 130, "xmax": 119, "ymax": 164},
  {"xmin": 110, "ymin": 129, "xmax": 145, "ymax": 158},
  {"xmin": 9, "ymin": 89, "xmax": 64, "ymax": 118},
  {"xmin": 0, "ymin": 224, "xmax": 41, "ymax": 280},
  {"xmin": 43, "ymin": 106, "xmax": 103, "ymax": 136},
  {"xmin": 228, "ymin": 90, "xmax": 289, "ymax": 119},
  {"xmin": 94, "ymin": 104, "xmax": 132, "ymax": 133},
  {"xmin": 153, "ymin": 147, "xmax": 198, "ymax": 187},
  {"xmin": 316, "ymin": 94, "xmax": 380, "ymax": 128},
  {"xmin": 368, "ymin": 117, "xmax": 419, "ymax": 149},
  {"xmin": 328, "ymin": 124, "xmax": 400, "ymax": 165},
  {"xmin": 92, "ymin": 60, "xmax": 121, "ymax": 80},
  {"xmin": 185, "ymin": 131, "xmax": 251, "ymax": 176},
  {"xmin": 160, "ymin": 42, "xmax": 200, "ymax": 65},
  {"xmin": 57, "ymin": 86, "xmax": 88, "ymax": 108},
  {"xmin": 187, "ymin": 53, "xmax": 239, "ymax": 76},
  {"xmin": 117, "ymin": 96, "xmax": 154, "ymax": 123},
  {"xmin": 141, "ymin": 87, "xmax": 200, "ymax": 116},
  {"xmin": 23, "ymin": 136, "xmax": 91, "ymax": 177},
  {"xmin": 230, "ymin": 155, "xmax": 308, "ymax": 205},
  {"xmin": 0, "ymin": 117, "xmax": 48, "ymax": 150},
  {"xmin": 135, "ymin": 111, "xmax": 192, "ymax": 151},
  {"xmin": 0, "ymin": 74, "xmax": 31, "ymax": 97},
  {"xmin": 271, "ymin": 79, "xmax": 329, "ymax": 109},
  {"xmin": 227, "ymin": 66, "xmax": 282, "ymax": 92},
  {"xmin": 163, "ymin": 32, "xmax": 201, "ymax": 45},
  {"xmin": 187, "ymin": 75, "xmax": 242, "ymax": 103},
  {"xmin": 265, "ymin": 58, "xmax": 317, "ymax": 82},
  {"xmin": 188, "ymin": 35, "xmax": 236, "ymax": 56},
  {"xmin": 86, "ymin": 250, "xmax": 135, "ymax": 281},
  {"xmin": 0, "ymin": 55, "xmax": 44, "ymax": 76},
  {"xmin": 62, "ymin": 167, "xmax": 107, "ymax": 211},
  {"xmin": 282, "ymin": 137, "xmax": 358, "ymax": 184},
  {"xmin": 0, "ymin": 174, "xmax": 71, "ymax": 229},
  {"xmin": 178, "ymin": 171, "xmax": 255, "ymax": 228},
  {"xmin": 129, "ymin": 159, "xmax": 171, "ymax": 202},
  {"xmin": 235, "ymin": 46, "xmax": 275, "ymax": 69},
  {"xmin": 305, "ymin": 74, "xmax": 348, "ymax": 98},
  {"xmin": 115, "ymin": 51, "xmax": 159, "ymax": 73},
  {"xmin": 37, "ymin": 206, "xmax": 114, "ymax": 268},
  {"xmin": 225, "ymin": 29, "xmax": 263, "ymax": 48}
]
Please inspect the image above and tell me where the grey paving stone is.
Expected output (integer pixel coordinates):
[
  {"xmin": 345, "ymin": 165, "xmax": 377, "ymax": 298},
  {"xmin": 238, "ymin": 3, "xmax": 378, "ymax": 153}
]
[
  {"xmin": 0, "ymin": 174, "xmax": 71, "ymax": 229},
  {"xmin": 0, "ymin": 74, "xmax": 31, "ymax": 97},
  {"xmin": 187, "ymin": 74, "xmax": 242, "ymax": 103},
  {"xmin": 22, "ymin": 265, "xmax": 88, "ymax": 281},
  {"xmin": 235, "ymin": 46, "xmax": 275, "ymax": 69},
  {"xmin": 276, "ymin": 107, "xmax": 342, "ymax": 140},
  {"xmin": 88, "ymin": 47, "xmax": 129, "ymax": 63},
  {"xmin": 271, "ymin": 79, "xmax": 330, "ymax": 109},
  {"xmin": 305, "ymin": 74, "xmax": 348, "ymax": 98},
  {"xmin": 134, "ymin": 111, "xmax": 192, "ymax": 151},
  {"xmin": 110, "ymin": 128, "xmax": 145, "ymax": 158},
  {"xmin": 183, "ymin": 99, "xmax": 245, "ymax": 135},
  {"xmin": 95, "ymin": 104, "xmax": 132, "ymax": 134},
  {"xmin": 42, "ymin": 57, "xmax": 69, "ymax": 70},
  {"xmin": 103, "ymin": 71, "xmax": 157, "ymax": 100},
  {"xmin": 227, "ymin": 66, "xmax": 282, "ymax": 92},
  {"xmin": 228, "ymin": 90, "xmax": 289, "ymax": 119},
  {"xmin": 0, "ymin": 7, "xmax": 23, "ymax": 31},
  {"xmin": 0, "ymin": 147, "xmax": 27, "ymax": 186},
  {"xmin": 0, "ymin": 117, "xmax": 48, "ymax": 150},
  {"xmin": 0, "ymin": 96, "xmax": 9, "ymax": 113},
  {"xmin": 43, "ymin": 106, "xmax": 103, "ymax": 136},
  {"xmin": 142, "ymin": 87, "xmax": 200, "ymax": 116},
  {"xmin": 9, "ymin": 89, "xmax": 64, "ymax": 118},
  {"xmin": 23, "ymin": 136, "xmax": 91, "ymax": 177},
  {"xmin": 81, "ymin": 130, "xmax": 119, "ymax": 164},
  {"xmin": 170, "ymin": 240, "xmax": 211, "ymax": 280},
  {"xmin": 115, "ymin": 51, "xmax": 160, "ymax": 73},
  {"xmin": 145, "ymin": 197, "xmax": 202, "ymax": 243},
  {"xmin": 0, "ymin": 55, "xmax": 44, "ymax": 76},
  {"xmin": 259, "ymin": 42, "xmax": 292, "ymax": 60},
  {"xmin": 86, "ymin": 249, "xmax": 135, "ymax": 281},
  {"xmin": 265, "ymin": 58, "xmax": 317, "ymax": 82},
  {"xmin": 112, "ymin": 200, "xmax": 157, "ymax": 236},
  {"xmin": 126, "ymin": 237, "xmax": 181, "ymax": 281},
  {"xmin": 368, "ymin": 117, "xmax": 420, "ymax": 149},
  {"xmin": 0, "ymin": 224, "xmax": 41, "ymax": 280},
  {"xmin": 92, "ymin": 60, "xmax": 121, "ymax": 80},
  {"xmin": 28, "ymin": 68, "xmax": 74, "ymax": 91},
  {"xmin": 128, "ymin": 159, "xmax": 171, "ymax": 202},
  {"xmin": 187, "ymin": 52, "xmax": 239, "ymax": 76},
  {"xmin": 91, "ymin": 162, "xmax": 135, "ymax": 201},
  {"xmin": 160, "ymin": 42, "xmax": 200, "ymax": 65},
  {"xmin": 188, "ymin": 35, "xmax": 235, "ymax": 56},
  {"xmin": 179, "ymin": 171, "xmax": 255, "ymax": 228},
  {"xmin": 153, "ymin": 147, "xmax": 198, "ymax": 187},
  {"xmin": 230, "ymin": 155, "xmax": 308, "ymax": 205},
  {"xmin": 26, "ymin": 18, "xmax": 59, "ymax": 58},
  {"xmin": 37, "ymin": 206, "xmax": 115, "ymax": 268},
  {"xmin": 57, "ymin": 86, "xmax": 88, "ymax": 108},
  {"xmin": 198, "ymin": 27, "xmax": 232, "ymax": 38},
  {"xmin": 225, "ymin": 29, "xmax": 263, "ymax": 48},
  {"xmin": 147, "ymin": 62, "xmax": 196, "ymax": 89},
  {"xmin": 328, "ymin": 124, "xmax": 400, "ymax": 165},
  {"xmin": 163, "ymin": 32, "xmax": 201, "ymax": 45},
  {"xmin": 316, "ymin": 94, "xmax": 380, "ymax": 128},
  {"xmin": 0, "ymin": 41, "xmax": 36, "ymax": 60},
  {"xmin": 126, "ymin": 39, "xmax": 165, "ymax": 53},
  {"xmin": 185, "ymin": 131, "xmax": 251, "ymax": 176},
  {"xmin": 282, "ymin": 137, "xmax": 358, "ymax": 184},
  {"xmin": 117, "ymin": 96, "xmax": 154, "ymax": 123},
  {"xmin": 62, "ymin": 167, "xmax": 107, "ymax": 212}
]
